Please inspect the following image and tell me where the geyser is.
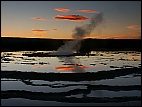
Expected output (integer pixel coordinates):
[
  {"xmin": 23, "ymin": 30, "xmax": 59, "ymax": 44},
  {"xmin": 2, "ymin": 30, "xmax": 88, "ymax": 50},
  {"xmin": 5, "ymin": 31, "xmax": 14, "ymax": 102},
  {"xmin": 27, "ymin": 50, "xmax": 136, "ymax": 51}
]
[
  {"xmin": 54, "ymin": 12, "xmax": 103, "ymax": 55},
  {"xmin": 54, "ymin": 12, "xmax": 103, "ymax": 72}
]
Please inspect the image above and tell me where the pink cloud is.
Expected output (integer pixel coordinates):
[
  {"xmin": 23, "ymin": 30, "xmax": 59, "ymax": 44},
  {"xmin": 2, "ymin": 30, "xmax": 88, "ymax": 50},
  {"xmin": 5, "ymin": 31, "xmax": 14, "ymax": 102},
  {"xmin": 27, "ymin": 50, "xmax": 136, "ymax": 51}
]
[
  {"xmin": 127, "ymin": 25, "xmax": 141, "ymax": 30},
  {"xmin": 55, "ymin": 15, "xmax": 88, "ymax": 22},
  {"xmin": 32, "ymin": 17, "xmax": 48, "ymax": 21},
  {"xmin": 54, "ymin": 8, "xmax": 70, "ymax": 12},
  {"xmin": 32, "ymin": 29, "xmax": 48, "ymax": 36},
  {"xmin": 52, "ymin": 29, "xmax": 57, "ymax": 30},
  {"xmin": 77, "ymin": 9, "xmax": 97, "ymax": 13},
  {"xmin": 32, "ymin": 29, "xmax": 47, "ymax": 32}
]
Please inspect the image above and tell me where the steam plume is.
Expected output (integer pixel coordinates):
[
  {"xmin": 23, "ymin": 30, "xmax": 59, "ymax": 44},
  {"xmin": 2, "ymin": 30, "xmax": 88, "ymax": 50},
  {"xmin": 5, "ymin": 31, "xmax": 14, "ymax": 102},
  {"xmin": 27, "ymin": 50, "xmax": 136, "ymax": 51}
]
[
  {"xmin": 57, "ymin": 12, "xmax": 103, "ymax": 53},
  {"xmin": 55, "ymin": 13, "xmax": 103, "ymax": 72}
]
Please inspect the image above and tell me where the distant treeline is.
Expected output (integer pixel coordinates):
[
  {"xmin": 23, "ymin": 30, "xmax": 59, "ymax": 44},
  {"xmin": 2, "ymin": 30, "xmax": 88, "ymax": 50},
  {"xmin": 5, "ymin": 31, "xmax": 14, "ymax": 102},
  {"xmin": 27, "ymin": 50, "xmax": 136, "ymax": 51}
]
[{"xmin": 1, "ymin": 37, "xmax": 141, "ymax": 51}]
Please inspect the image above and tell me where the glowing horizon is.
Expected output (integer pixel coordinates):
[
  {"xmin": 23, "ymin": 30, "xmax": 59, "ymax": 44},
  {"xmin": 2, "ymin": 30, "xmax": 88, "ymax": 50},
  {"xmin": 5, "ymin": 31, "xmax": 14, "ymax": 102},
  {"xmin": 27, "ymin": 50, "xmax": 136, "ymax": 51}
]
[{"xmin": 1, "ymin": 1, "xmax": 141, "ymax": 39}]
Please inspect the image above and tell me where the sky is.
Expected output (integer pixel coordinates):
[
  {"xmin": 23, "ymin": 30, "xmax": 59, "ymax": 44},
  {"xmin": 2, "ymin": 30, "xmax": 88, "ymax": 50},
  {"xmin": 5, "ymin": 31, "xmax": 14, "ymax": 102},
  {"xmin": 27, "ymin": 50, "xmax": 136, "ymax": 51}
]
[{"xmin": 1, "ymin": 1, "xmax": 141, "ymax": 39}]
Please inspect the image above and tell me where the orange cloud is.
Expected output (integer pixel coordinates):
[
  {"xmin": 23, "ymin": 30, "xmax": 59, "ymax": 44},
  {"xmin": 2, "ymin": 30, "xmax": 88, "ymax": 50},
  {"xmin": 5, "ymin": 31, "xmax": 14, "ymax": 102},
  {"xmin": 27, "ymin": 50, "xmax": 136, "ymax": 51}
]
[
  {"xmin": 52, "ymin": 29, "xmax": 57, "ymax": 30},
  {"xmin": 32, "ymin": 29, "xmax": 47, "ymax": 36},
  {"xmin": 87, "ymin": 33, "xmax": 141, "ymax": 39},
  {"xmin": 127, "ymin": 25, "xmax": 141, "ymax": 30},
  {"xmin": 32, "ymin": 17, "xmax": 48, "ymax": 21},
  {"xmin": 77, "ymin": 9, "xmax": 97, "ymax": 13},
  {"xmin": 54, "ymin": 8, "xmax": 70, "ymax": 12},
  {"xmin": 126, "ymin": 24, "xmax": 141, "ymax": 39},
  {"xmin": 32, "ymin": 29, "xmax": 47, "ymax": 32},
  {"xmin": 55, "ymin": 15, "xmax": 88, "ymax": 22}
]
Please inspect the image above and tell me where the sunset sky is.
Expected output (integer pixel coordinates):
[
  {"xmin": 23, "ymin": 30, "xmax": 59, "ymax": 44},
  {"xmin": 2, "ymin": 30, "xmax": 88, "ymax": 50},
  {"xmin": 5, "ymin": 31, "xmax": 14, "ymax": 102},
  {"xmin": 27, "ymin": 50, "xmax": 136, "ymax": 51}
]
[{"xmin": 1, "ymin": 1, "xmax": 141, "ymax": 39}]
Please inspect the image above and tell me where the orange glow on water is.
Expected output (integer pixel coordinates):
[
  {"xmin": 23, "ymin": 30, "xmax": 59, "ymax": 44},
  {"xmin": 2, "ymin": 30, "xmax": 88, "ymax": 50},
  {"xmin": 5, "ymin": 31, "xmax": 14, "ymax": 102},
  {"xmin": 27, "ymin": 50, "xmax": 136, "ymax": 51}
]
[
  {"xmin": 56, "ymin": 66, "xmax": 75, "ymax": 71},
  {"xmin": 56, "ymin": 65, "xmax": 91, "ymax": 71}
]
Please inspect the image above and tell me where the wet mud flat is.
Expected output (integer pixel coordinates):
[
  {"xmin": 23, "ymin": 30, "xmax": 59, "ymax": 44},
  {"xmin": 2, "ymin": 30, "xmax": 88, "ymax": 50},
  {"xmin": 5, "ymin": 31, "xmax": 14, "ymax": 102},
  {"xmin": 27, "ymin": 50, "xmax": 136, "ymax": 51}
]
[
  {"xmin": 1, "ymin": 67, "xmax": 141, "ymax": 106},
  {"xmin": 22, "ymin": 51, "xmax": 141, "ymax": 57},
  {"xmin": 22, "ymin": 52, "xmax": 93, "ymax": 57},
  {"xmin": 1, "ymin": 51, "xmax": 141, "ymax": 106}
]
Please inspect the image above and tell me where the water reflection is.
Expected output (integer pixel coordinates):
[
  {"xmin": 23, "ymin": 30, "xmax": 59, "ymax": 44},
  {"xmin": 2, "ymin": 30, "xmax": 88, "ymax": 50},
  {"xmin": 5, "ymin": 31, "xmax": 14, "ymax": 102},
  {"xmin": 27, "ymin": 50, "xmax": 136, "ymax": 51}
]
[
  {"xmin": 1, "ymin": 51, "xmax": 141, "ymax": 106},
  {"xmin": 56, "ymin": 65, "xmax": 89, "ymax": 72},
  {"xmin": 1, "ymin": 51, "xmax": 141, "ymax": 73},
  {"xmin": 56, "ymin": 56, "xmax": 86, "ymax": 73}
]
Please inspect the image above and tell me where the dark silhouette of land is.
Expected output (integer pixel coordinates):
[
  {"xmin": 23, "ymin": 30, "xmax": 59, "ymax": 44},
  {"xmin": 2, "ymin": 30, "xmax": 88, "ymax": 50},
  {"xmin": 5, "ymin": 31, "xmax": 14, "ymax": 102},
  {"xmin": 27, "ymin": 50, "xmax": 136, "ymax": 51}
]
[{"xmin": 1, "ymin": 37, "xmax": 141, "ymax": 52}]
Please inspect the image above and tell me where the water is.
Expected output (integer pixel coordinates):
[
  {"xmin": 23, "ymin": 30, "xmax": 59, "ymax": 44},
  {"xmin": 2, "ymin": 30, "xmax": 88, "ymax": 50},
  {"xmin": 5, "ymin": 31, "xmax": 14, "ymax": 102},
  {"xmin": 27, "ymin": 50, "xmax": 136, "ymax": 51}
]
[
  {"xmin": 1, "ymin": 51, "xmax": 141, "ymax": 73},
  {"xmin": 1, "ymin": 51, "xmax": 141, "ymax": 106}
]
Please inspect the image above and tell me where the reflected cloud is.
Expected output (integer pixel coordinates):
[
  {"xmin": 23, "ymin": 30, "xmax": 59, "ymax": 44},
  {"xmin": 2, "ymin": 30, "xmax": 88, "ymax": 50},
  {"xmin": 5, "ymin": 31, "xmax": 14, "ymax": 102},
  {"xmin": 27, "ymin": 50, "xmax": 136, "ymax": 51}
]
[
  {"xmin": 56, "ymin": 66, "xmax": 75, "ymax": 71},
  {"xmin": 56, "ymin": 56, "xmax": 87, "ymax": 73},
  {"xmin": 32, "ymin": 64, "xmax": 48, "ymax": 69},
  {"xmin": 56, "ymin": 65, "xmax": 89, "ymax": 72}
]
